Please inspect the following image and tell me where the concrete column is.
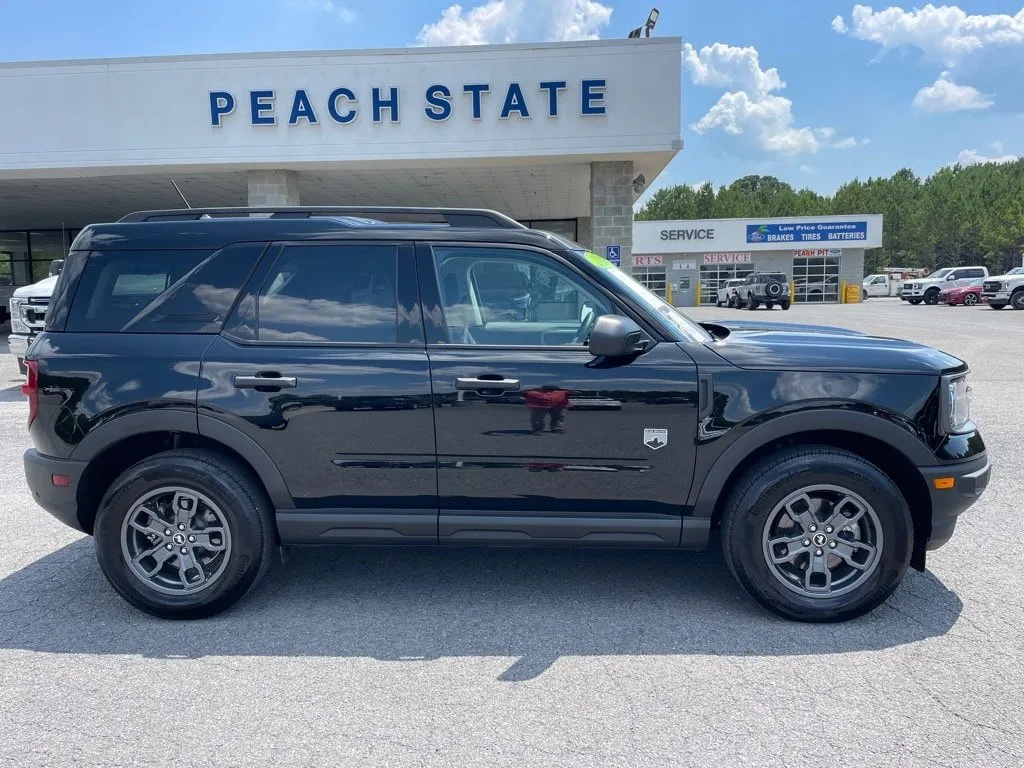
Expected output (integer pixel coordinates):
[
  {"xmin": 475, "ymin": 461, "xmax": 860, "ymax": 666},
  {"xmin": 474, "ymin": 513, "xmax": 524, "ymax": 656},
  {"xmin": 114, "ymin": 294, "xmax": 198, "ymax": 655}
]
[
  {"xmin": 589, "ymin": 161, "xmax": 635, "ymax": 266},
  {"xmin": 247, "ymin": 169, "xmax": 299, "ymax": 207},
  {"xmin": 576, "ymin": 217, "xmax": 593, "ymax": 250}
]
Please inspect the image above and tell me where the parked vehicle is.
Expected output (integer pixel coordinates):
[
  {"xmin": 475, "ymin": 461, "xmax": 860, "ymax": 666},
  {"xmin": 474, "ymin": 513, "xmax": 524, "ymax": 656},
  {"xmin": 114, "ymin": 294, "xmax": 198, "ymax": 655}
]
[
  {"xmin": 8, "ymin": 260, "xmax": 63, "ymax": 375},
  {"xmin": 939, "ymin": 277, "xmax": 985, "ymax": 306},
  {"xmin": 738, "ymin": 272, "xmax": 791, "ymax": 310},
  {"xmin": 981, "ymin": 266, "xmax": 1024, "ymax": 310},
  {"xmin": 716, "ymin": 277, "xmax": 746, "ymax": 308},
  {"xmin": 900, "ymin": 266, "xmax": 988, "ymax": 305},
  {"xmin": 862, "ymin": 269, "xmax": 925, "ymax": 298},
  {"xmin": 22, "ymin": 206, "xmax": 989, "ymax": 623}
]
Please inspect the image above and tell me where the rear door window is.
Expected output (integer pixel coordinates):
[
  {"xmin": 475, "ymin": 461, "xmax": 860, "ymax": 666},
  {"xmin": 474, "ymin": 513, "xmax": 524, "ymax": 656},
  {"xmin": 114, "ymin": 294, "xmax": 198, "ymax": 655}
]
[
  {"xmin": 66, "ymin": 245, "xmax": 265, "ymax": 333},
  {"xmin": 254, "ymin": 244, "xmax": 399, "ymax": 344}
]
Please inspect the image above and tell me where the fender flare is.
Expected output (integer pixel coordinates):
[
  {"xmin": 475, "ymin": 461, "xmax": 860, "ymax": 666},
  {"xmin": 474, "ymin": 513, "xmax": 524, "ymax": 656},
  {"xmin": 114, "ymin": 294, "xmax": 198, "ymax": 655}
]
[
  {"xmin": 688, "ymin": 409, "xmax": 936, "ymax": 519},
  {"xmin": 69, "ymin": 408, "xmax": 293, "ymax": 509}
]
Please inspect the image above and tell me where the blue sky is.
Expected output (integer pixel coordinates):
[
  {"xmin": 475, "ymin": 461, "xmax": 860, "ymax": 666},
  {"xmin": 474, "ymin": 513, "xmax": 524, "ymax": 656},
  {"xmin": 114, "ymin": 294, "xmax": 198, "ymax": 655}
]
[{"xmin": 2, "ymin": 0, "xmax": 1021, "ymax": 201}]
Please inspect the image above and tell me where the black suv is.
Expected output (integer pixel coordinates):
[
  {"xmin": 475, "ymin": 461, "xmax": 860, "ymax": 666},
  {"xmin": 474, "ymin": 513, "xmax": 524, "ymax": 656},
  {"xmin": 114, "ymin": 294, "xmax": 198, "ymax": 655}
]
[
  {"xmin": 22, "ymin": 207, "xmax": 990, "ymax": 622},
  {"xmin": 739, "ymin": 272, "xmax": 791, "ymax": 310}
]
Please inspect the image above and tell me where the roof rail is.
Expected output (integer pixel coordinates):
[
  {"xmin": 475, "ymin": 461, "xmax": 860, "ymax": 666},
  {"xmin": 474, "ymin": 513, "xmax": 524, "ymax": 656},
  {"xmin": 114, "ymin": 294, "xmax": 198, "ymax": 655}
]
[{"xmin": 117, "ymin": 206, "xmax": 527, "ymax": 229}]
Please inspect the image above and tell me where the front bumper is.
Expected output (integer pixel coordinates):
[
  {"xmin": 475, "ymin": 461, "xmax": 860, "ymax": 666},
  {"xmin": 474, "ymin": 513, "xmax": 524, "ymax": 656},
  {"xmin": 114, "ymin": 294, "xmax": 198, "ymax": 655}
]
[
  {"xmin": 8, "ymin": 334, "xmax": 29, "ymax": 358},
  {"xmin": 24, "ymin": 449, "xmax": 90, "ymax": 534},
  {"xmin": 917, "ymin": 453, "xmax": 990, "ymax": 550},
  {"xmin": 982, "ymin": 292, "xmax": 1010, "ymax": 302}
]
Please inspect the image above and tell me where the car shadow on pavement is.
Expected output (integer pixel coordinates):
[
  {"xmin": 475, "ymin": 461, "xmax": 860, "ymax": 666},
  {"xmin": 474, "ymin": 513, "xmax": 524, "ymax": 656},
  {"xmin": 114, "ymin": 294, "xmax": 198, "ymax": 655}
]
[{"xmin": 0, "ymin": 537, "xmax": 963, "ymax": 681}]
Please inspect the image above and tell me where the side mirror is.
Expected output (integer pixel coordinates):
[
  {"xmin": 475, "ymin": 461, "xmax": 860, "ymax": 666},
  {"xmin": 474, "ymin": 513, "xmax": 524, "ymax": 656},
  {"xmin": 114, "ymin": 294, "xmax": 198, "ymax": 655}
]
[
  {"xmin": 49, "ymin": 259, "xmax": 64, "ymax": 277},
  {"xmin": 588, "ymin": 314, "xmax": 649, "ymax": 358},
  {"xmin": 946, "ymin": 274, "xmax": 957, "ymax": 281}
]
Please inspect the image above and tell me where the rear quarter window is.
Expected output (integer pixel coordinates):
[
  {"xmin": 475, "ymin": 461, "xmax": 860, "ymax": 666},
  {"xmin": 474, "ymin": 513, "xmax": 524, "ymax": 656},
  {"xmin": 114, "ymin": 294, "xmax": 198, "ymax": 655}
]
[{"xmin": 65, "ymin": 244, "xmax": 265, "ymax": 333}]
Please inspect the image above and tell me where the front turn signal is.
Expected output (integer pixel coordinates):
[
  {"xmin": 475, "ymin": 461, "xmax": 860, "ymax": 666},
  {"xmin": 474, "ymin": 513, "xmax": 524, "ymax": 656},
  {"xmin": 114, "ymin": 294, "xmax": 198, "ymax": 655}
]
[{"xmin": 933, "ymin": 477, "xmax": 956, "ymax": 490}]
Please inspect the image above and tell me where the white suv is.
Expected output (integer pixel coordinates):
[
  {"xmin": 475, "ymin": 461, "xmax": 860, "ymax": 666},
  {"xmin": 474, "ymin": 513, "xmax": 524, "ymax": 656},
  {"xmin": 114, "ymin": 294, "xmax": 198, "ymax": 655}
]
[
  {"xmin": 715, "ymin": 277, "xmax": 746, "ymax": 308},
  {"xmin": 900, "ymin": 266, "xmax": 988, "ymax": 305},
  {"xmin": 981, "ymin": 267, "xmax": 1024, "ymax": 310}
]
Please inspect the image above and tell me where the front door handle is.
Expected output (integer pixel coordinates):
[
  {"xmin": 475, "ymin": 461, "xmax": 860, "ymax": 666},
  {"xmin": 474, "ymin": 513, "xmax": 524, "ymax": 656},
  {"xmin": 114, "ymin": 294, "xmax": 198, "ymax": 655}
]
[
  {"xmin": 455, "ymin": 377, "xmax": 520, "ymax": 392},
  {"xmin": 233, "ymin": 374, "xmax": 298, "ymax": 390}
]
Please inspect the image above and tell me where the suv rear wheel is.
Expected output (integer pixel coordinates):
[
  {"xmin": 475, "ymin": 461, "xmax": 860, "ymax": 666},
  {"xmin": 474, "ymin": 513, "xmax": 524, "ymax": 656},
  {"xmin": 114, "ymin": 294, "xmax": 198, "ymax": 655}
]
[
  {"xmin": 93, "ymin": 449, "xmax": 275, "ymax": 619},
  {"xmin": 721, "ymin": 446, "xmax": 912, "ymax": 622}
]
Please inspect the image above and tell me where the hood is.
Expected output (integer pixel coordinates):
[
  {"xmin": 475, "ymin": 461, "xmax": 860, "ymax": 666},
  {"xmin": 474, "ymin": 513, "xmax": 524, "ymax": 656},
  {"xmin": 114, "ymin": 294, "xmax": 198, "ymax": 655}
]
[
  {"xmin": 703, "ymin": 318, "xmax": 867, "ymax": 336},
  {"xmin": 12, "ymin": 275, "xmax": 58, "ymax": 299},
  {"xmin": 704, "ymin": 324, "xmax": 964, "ymax": 374}
]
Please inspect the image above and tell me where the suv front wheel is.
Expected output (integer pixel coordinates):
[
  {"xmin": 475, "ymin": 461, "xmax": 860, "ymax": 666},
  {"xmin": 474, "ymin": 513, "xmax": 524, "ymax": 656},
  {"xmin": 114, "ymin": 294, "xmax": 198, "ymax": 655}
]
[
  {"xmin": 93, "ymin": 449, "xmax": 275, "ymax": 619},
  {"xmin": 924, "ymin": 288, "xmax": 940, "ymax": 305},
  {"xmin": 721, "ymin": 446, "xmax": 912, "ymax": 622}
]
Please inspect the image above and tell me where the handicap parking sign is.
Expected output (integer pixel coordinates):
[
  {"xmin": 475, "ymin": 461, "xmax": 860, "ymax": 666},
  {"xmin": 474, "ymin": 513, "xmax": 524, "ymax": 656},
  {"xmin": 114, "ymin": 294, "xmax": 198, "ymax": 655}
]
[{"xmin": 605, "ymin": 244, "xmax": 621, "ymax": 266}]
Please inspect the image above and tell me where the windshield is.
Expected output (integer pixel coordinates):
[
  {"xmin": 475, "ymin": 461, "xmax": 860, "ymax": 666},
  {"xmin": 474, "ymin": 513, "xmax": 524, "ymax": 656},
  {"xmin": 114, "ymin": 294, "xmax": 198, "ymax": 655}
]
[
  {"xmin": 1007, "ymin": 267, "xmax": 1024, "ymax": 275},
  {"xmin": 928, "ymin": 268, "xmax": 953, "ymax": 279},
  {"xmin": 541, "ymin": 234, "xmax": 712, "ymax": 343}
]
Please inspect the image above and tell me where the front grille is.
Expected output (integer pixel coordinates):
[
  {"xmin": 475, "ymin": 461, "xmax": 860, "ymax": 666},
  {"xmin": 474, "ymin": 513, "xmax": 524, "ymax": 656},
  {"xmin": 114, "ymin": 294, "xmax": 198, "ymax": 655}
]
[
  {"xmin": 983, "ymin": 281, "xmax": 1002, "ymax": 293},
  {"xmin": 20, "ymin": 299, "xmax": 49, "ymax": 331}
]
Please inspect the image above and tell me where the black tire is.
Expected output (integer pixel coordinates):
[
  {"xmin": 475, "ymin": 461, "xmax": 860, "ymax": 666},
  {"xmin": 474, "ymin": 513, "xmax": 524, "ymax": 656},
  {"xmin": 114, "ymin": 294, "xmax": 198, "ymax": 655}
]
[
  {"xmin": 721, "ymin": 446, "xmax": 912, "ymax": 622},
  {"xmin": 1011, "ymin": 290, "xmax": 1024, "ymax": 310},
  {"xmin": 963, "ymin": 294, "xmax": 978, "ymax": 306},
  {"xmin": 765, "ymin": 282, "xmax": 785, "ymax": 300},
  {"xmin": 17, "ymin": 357, "xmax": 27, "ymax": 376},
  {"xmin": 780, "ymin": 300, "xmax": 791, "ymax": 311},
  {"xmin": 716, "ymin": 299, "xmax": 723, "ymax": 307},
  {"xmin": 924, "ymin": 289, "xmax": 940, "ymax": 305},
  {"xmin": 93, "ymin": 449, "xmax": 275, "ymax": 619},
  {"xmin": 989, "ymin": 303, "xmax": 1006, "ymax": 310},
  {"xmin": 908, "ymin": 298, "xmax": 922, "ymax": 305},
  {"xmin": 747, "ymin": 296, "xmax": 758, "ymax": 310},
  {"xmin": 727, "ymin": 295, "xmax": 735, "ymax": 309}
]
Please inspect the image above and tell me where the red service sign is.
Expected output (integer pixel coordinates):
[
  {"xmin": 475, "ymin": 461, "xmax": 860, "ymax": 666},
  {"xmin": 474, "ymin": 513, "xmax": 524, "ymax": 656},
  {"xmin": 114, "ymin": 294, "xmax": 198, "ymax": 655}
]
[
  {"xmin": 634, "ymin": 255, "xmax": 664, "ymax": 267},
  {"xmin": 703, "ymin": 252, "xmax": 752, "ymax": 264}
]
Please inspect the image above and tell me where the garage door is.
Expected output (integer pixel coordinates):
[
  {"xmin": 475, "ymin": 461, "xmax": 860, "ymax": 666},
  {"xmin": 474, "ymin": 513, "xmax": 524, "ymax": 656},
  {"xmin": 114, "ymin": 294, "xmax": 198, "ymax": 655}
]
[
  {"xmin": 793, "ymin": 250, "xmax": 841, "ymax": 303},
  {"xmin": 699, "ymin": 263, "xmax": 754, "ymax": 305}
]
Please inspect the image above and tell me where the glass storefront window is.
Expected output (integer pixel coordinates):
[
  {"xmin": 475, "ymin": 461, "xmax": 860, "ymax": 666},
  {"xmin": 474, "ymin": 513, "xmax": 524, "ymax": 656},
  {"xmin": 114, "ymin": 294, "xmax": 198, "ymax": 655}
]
[
  {"xmin": 0, "ymin": 232, "xmax": 29, "ymax": 288},
  {"xmin": 0, "ymin": 230, "xmax": 75, "ymax": 288},
  {"xmin": 28, "ymin": 231, "xmax": 73, "ymax": 282}
]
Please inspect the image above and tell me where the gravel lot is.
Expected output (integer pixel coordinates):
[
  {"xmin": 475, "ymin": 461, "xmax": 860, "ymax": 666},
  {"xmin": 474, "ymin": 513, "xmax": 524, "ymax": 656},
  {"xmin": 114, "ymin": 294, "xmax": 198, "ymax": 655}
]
[{"xmin": 1, "ymin": 299, "xmax": 1021, "ymax": 768}]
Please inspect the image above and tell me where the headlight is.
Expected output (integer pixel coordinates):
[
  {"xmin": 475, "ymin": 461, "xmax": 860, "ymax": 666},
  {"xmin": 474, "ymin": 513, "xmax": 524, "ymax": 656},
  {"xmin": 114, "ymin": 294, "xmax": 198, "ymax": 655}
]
[
  {"xmin": 943, "ymin": 374, "xmax": 971, "ymax": 433},
  {"xmin": 8, "ymin": 299, "xmax": 27, "ymax": 334}
]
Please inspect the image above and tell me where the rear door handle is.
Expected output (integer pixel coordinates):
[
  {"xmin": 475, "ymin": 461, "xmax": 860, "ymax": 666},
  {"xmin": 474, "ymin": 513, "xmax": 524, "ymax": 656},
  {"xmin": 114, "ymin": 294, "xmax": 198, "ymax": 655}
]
[
  {"xmin": 455, "ymin": 377, "xmax": 520, "ymax": 392},
  {"xmin": 233, "ymin": 374, "xmax": 298, "ymax": 390}
]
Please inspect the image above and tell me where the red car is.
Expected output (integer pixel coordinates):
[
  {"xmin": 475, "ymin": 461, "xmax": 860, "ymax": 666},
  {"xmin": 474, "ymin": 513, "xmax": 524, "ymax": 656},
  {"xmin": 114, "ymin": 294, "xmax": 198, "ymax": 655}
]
[{"xmin": 940, "ymin": 277, "xmax": 985, "ymax": 306}]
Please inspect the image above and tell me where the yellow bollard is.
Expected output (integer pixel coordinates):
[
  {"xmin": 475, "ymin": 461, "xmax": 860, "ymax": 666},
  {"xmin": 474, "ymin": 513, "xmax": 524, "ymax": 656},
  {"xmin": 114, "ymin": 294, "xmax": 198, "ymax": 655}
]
[
  {"xmin": 789, "ymin": 281, "xmax": 795, "ymax": 303},
  {"xmin": 840, "ymin": 280, "xmax": 847, "ymax": 304},
  {"xmin": 695, "ymin": 283, "xmax": 701, "ymax": 306},
  {"xmin": 666, "ymin": 283, "xmax": 673, "ymax": 304}
]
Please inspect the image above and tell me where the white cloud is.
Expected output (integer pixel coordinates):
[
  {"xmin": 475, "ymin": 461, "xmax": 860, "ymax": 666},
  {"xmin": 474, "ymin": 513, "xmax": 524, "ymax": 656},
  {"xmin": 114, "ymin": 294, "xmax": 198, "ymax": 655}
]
[
  {"xmin": 415, "ymin": 0, "xmax": 612, "ymax": 46},
  {"xmin": 913, "ymin": 71, "xmax": 993, "ymax": 111},
  {"xmin": 991, "ymin": 140, "xmax": 1004, "ymax": 152},
  {"xmin": 953, "ymin": 148, "xmax": 1020, "ymax": 166},
  {"xmin": 832, "ymin": 136, "xmax": 858, "ymax": 149},
  {"xmin": 682, "ymin": 42, "xmax": 784, "ymax": 96},
  {"xmin": 299, "ymin": 0, "xmax": 356, "ymax": 23},
  {"xmin": 683, "ymin": 42, "xmax": 862, "ymax": 157},
  {"xmin": 834, "ymin": 4, "xmax": 1024, "ymax": 66}
]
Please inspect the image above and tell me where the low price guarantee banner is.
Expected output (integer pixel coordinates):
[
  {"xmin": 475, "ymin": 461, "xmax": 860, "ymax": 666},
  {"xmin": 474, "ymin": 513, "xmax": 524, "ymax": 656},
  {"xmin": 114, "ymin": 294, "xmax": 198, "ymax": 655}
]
[{"xmin": 747, "ymin": 221, "xmax": 867, "ymax": 244}]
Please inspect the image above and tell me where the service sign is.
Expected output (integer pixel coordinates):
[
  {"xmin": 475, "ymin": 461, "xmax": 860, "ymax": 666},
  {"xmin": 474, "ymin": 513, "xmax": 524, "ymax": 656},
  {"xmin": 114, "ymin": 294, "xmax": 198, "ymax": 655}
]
[
  {"xmin": 703, "ymin": 252, "xmax": 752, "ymax": 264},
  {"xmin": 747, "ymin": 221, "xmax": 868, "ymax": 244}
]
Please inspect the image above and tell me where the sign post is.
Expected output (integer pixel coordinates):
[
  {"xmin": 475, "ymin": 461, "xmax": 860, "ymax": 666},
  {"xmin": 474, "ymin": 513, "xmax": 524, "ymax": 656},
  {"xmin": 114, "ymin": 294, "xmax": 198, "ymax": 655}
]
[{"xmin": 605, "ymin": 244, "xmax": 621, "ymax": 266}]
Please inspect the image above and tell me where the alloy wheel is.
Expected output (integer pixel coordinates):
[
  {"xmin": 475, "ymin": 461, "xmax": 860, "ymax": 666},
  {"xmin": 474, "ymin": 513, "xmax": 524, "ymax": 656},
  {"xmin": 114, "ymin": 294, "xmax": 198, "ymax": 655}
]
[
  {"xmin": 120, "ymin": 486, "xmax": 233, "ymax": 595},
  {"xmin": 761, "ymin": 485, "xmax": 883, "ymax": 599}
]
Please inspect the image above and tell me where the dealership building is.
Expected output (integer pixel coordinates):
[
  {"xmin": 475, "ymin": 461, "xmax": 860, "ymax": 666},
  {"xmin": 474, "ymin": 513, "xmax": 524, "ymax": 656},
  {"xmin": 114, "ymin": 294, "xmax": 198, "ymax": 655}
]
[
  {"xmin": 0, "ymin": 38, "xmax": 681, "ymax": 300},
  {"xmin": 632, "ymin": 215, "xmax": 884, "ymax": 305}
]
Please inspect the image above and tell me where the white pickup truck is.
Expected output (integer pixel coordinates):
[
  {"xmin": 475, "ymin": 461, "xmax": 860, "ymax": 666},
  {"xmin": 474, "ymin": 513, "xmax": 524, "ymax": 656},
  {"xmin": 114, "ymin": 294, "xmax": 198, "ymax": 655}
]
[
  {"xmin": 899, "ymin": 266, "xmax": 988, "ymax": 305},
  {"xmin": 8, "ymin": 261, "xmax": 61, "ymax": 375}
]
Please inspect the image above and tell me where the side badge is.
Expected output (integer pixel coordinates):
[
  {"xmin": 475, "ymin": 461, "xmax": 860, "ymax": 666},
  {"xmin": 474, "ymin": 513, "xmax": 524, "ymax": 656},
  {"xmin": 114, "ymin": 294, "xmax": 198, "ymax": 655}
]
[{"xmin": 643, "ymin": 428, "xmax": 668, "ymax": 450}]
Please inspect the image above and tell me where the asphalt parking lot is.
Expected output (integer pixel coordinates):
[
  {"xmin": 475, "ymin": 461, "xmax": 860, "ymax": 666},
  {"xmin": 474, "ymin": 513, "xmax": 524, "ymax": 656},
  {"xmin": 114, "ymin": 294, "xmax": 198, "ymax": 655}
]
[{"xmin": 1, "ymin": 299, "xmax": 1022, "ymax": 768}]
